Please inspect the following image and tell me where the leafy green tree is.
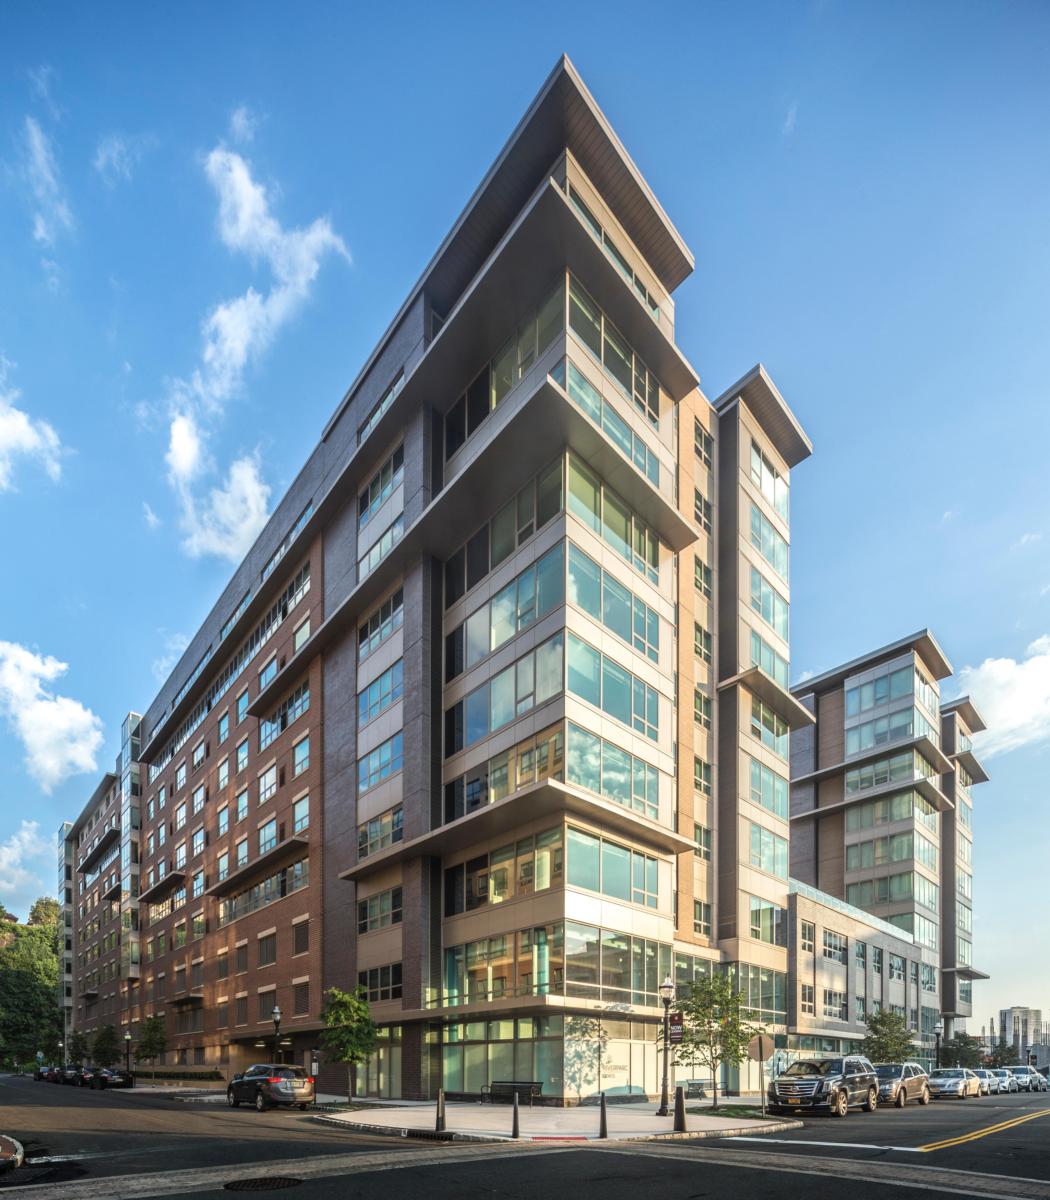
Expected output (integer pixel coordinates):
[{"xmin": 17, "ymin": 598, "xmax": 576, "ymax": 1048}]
[
  {"xmin": 0, "ymin": 922, "xmax": 61, "ymax": 1062},
  {"xmin": 941, "ymin": 1033, "xmax": 984, "ymax": 1069},
  {"xmin": 137, "ymin": 1015, "xmax": 168, "ymax": 1081},
  {"xmin": 91, "ymin": 1024, "xmax": 120, "ymax": 1067},
  {"xmin": 28, "ymin": 897, "xmax": 60, "ymax": 930},
  {"xmin": 68, "ymin": 1029, "xmax": 90, "ymax": 1065},
  {"xmin": 675, "ymin": 971, "xmax": 764, "ymax": 1110},
  {"xmin": 319, "ymin": 986, "xmax": 377, "ymax": 1101},
  {"xmin": 859, "ymin": 1009, "xmax": 915, "ymax": 1064}
]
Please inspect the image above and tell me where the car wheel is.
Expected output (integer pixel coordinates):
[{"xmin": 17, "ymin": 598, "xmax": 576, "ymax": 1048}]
[
  {"xmin": 864, "ymin": 1086, "xmax": 878, "ymax": 1113},
  {"xmin": 254, "ymin": 1092, "xmax": 268, "ymax": 1112},
  {"xmin": 919, "ymin": 1086, "xmax": 930, "ymax": 1105},
  {"xmin": 298, "ymin": 1103, "xmax": 309, "ymax": 1111},
  {"xmin": 833, "ymin": 1089, "xmax": 849, "ymax": 1118},
  {"xmin": 227, "ymin": 1089, "xmax": 239, "ymax": 1108},
  {"xmin": 895, "ymin": 1086, "xmax": 906, "ymax": 1108}
]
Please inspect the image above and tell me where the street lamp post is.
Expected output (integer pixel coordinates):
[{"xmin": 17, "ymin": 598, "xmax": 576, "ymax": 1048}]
[
  {"xmin": 57, "ymin": 1040, "xmax": 63, "ymax": 1064},
  {"xmin": 272, "ymin": 1005, "xmax": 282, "ymax": 1065},
  {"xmin": 934, "ymin": 1020, "xmax": 943, "ymax": 1070},
  {"xmin": 657, "ymin": 975, "xmax": 674, "ymax": 1117},
  {"xmin": 124, "ymin": 1032, "xmax": 132, "ymax": 1079}
]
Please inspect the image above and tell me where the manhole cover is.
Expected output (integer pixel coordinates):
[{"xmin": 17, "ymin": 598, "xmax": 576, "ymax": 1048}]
[{"xmin": 224, "ymin": 1180, "xmax": 302, "ymax": 1192}]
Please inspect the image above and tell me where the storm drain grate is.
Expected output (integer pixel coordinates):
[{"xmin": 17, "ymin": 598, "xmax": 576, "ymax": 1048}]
[{"xmin": 223, "ymin": 1179, "xmax": 302, "ymax": 1192}]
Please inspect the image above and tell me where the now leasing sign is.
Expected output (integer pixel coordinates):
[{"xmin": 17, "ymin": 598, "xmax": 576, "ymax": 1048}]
[{"xmin": 669, "ymin": 1013, "xmax": 684, "ymax": 1044}]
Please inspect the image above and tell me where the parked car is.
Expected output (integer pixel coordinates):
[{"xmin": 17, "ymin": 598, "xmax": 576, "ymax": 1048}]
[
  {"xmin": 874, "ymin": 1062, "xmax": 931, "ymax": 1107},
  {"xmin": 48, "ymin": 1063, "xmax": 69, "ymax": 1082},
  {"xmin": 1007, "ymin": 1066, "xmax": 1041, "ymax": 1092},
  {"xmin": 33, "ymin": 1063, "xmax": 54, "ymax": 1081},
  {"xmin": 70, "ymin": 1065, "xmax": 101, "ymax": 1087},
  {"xmin": 90, "ymin": 1067, "xmax": 133, "ymax": 1089},
  {"xmin": 993, "ymin": 1069, "xmax": 1018, "ymax": 1093},
  {"xmin": 973, "ymin": 1069, "xmax": 999, "ymax": 1095},
  {"xmin": 61, "ymin": 1063, "xmax": 86, "ymax": 1085},
  {"xmin": 768, "ymin": 1055, "xmax": 879, "ymax": 1118},
  {"xmin": 226, "ymin": 1065, "xmax": 315, "ymax": 1111},
  {"xmin": 928, "ymin": 1068, "xmax": 981, "ymax": 1099}
]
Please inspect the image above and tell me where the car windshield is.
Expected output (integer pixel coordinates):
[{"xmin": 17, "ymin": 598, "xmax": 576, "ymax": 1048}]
[
  {"xmin": 782, "ymin": 1059, "xmax": 843, "ymax": 1077},
  {"xmin": 875, "ymin": 1065, "xmax": 902, "ymax": 1078},
  {"xmin": 932, "ymin": 1069, "xmax": 963, "ymax": 1078}
]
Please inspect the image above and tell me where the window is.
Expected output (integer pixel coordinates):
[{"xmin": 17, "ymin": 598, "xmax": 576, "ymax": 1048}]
[
  {"xmin": 192, "ymin": 784, "xmax": 206, "ymax": 813},
  {"xmin": 694, "ymin": 689, "xmax": 711, "ymax": 729},
  {"xmin": 358, "ymin": 732, "xmax": 404, "ymax": 792},
  {"xmin": 260, "ymin": 503, "xmax": 313, "ymax": 582},
  {"xmin": 293, "ymin": 981, "xmax": 309, "ymax": 1016},
  {"xmin": 751, "ymin": 630, "xmax": 790, "ymax": 689},
  {"xmin": 293, "ymin": 921, "xmax": 309, "ymax": 956},
  {"xmin": 236, "ymin": 944, "xmax": 248, "ymax": 972},
  {"xmin": 566, "ymin": 632, "xmax": 658, "ymax": 740},
  {"xmin": 750, "ymin": 440, "xmax": 789, "ymax": 521},
  {"xmin": 750, "ymin": 503, "xmax": 789, "ymax": 579},
  {"xmin": 873, "ymin": 947, "xmax": 883, "ymax": 974},
  {"xmin": 749, "ymin": 822, "xmax": 788, "ymax": 878},
  {"xmin": 856, "ymin": 996, "xmax": 867, "ymax": 1022},
  {"xmin": 800, "ymin": 984, "xmax": 815, "ymax": 1015},
  {"xmin": 174, "ymin": 803, "xmax": 187, "ymax": 831},
  {"xmin": 236, "ymin": 739, "xmax": 248, "ymax": 773},
  {"xmin": 564, "ymin": 723, "xmax": 656, "ymax": 820},
  {"xmin": 565, "ymin": 543, "xmax": 658, "ymax": 662},
  {"xmin": 563, "ymin": 360, "xmax": 660, "ymax": 485},
  {"xmin": 889, "ymin": 954, "xmax": 905, "ymax": 981},
  {"xmin": 258, "ymin": 934, "xmax": 276, "ymax": 966},
  {"xmin": 259, "ymin": 819, "xmax": 277, "ymax": 854},
  {"xmin": 359, "ymin": 589, "xmax": 403, "ymax": 660},
  {"xmin": 564, "ymin": 454, "xmax": 660, "ymax": 583},
  {"xmin": 749, "ymin": 897, "xmax": 787, "ymax": 945},
  {"xmin": 359, "ymin": 444, "xmax": 405, "ymax": 528},
  {"xmin": 158, "ymin": 785, "xmax": 167, "ymax": 808},
  {"xmin": 358, "ymin": 660, "xmax": 404, "ymax": 725},
  {"xmin": 358, "ymin": 807, "xmax": 403, "ymax": 858},
  {"xmin": 694, "ymin": 490, "xmax": 712, "ymax": 533},
  {"xmin": 750, "ymin": 698, "xmax": 788, "ymax": 758},
  {"xmin": 694, "ymin": 556, "xmax": 712, "ymax": 599},
  {"xmin": 291, "ymin": 794, "xmax": 309, "ymax": 834},
  {"xmin": 258, "ymin": 991, "xmax": 276, "ymax": 1020},
  {"xmin": 846, "ymin": 787, "xmax": 938, "ymax": 832},
  {"xmin": 800, "ymin": 921, "xmax": 815, "ymax": 953},
  {"xmin": 357, "ymin": 886, "xmax": 403, "ymax": 933},
  {"xmin": 217, "ymin": 757, "xmax": 229, "ymax": 790},
  {"xmin": 855, "ymin": 940, "xmax": 867, "ymax": 966},
  {"xmin": 694, "ymin": 824, "xmax": 712, "ymax": 861},
  {"xmin": 217, "ymin": 952, "xmax": 229, "ymax": 980},
  {"xmin": 293, "ymin": 619, "xmax": 310, "ymax": 654},
  {"xmin": 358, "ymin": 513, "xmax": 405, "ymax": 579},
  {"xmin": 175, "ymin": 762, "xmax": 187, "ymax": 791},
  {"xmin": 191, "ymin": 870, "xmax": 204, "ymax": 898},
  {"xmin": 237, "ymin": 690, "xmax": 249, "ymax": 723},
  {"xmin": 192, "ymin": 742, "xmax": 206, "ymax": 770},
  {"xmin": 748, "ymin": 757, "xmax": 788, "ymax": 819},
  {"xmin": 693, "ymin": 901, "xmax": 711, "ymax": 936},
  {"xmin": 236, "ymin": 789, "xmax": 248, "ymax": 822},
  {"xmin": 823, "ymin": 989, "xmax": 848, "ymax": 1020},
  {"xmin": 920, "ymin": 963, "xmax": 937, "ymax": 992},
  {"xmin": 217, "ymin": 713, "xmax": 229, "ymax": 744},
  {"xmin": 293, "ymin": 737, "xmax": 310, "ymax": 777},
  {"xmin": 217, "ymin": 851, "xmax": 229, "ymax": 882},
  {"xmin": 192, "ymin": 828, "xmax": 205, "ymax": 857},
  {"xmin": 567, "ymin": 828, "xmax": 658, "ymax": 908},
  {"xmin": 258, "ymin": 764, "xmax": 277, "ymax": 804},
  {"xmin": 358, "ymin": 963, "xmax": 403, "ymax": 1002},
  {"xmin": 845, "ymin": 707, "xmax": 937, "ymax": 756},
  {"xmin": 823, "ymin": 930, "xmax": 847, "ymax": 963},
  {"xmin": 694, "ymin": 623, "xmax": 712, "ymax": 664},
  {"xmin": 750, "ymin": 567, "xmax": 789, "ymax": 640},
  {"xmin": 694, "ymin": 757, "xmax": 712, "ymax": 796},
  {"xmin": 235, "ymin": 996, "xmax": 247, "ymax": 1024},
  {"xmin": 259, "ymin": 658, "xmax": 277, "ymax": 688},
  {"xmin": 694, "ymin": 419, "xmax": 713, "ymax": 468},
  {"xmin": 259, "ymin": 681, "xmax": 309, "ymax": 750},
  {"xmin": 845, "ymin": 665, "xmax": 914, "ymax": 717}
]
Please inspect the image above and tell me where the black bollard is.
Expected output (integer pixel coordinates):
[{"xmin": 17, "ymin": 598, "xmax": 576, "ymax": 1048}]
[
  {"xmin": 512, "ymin": 1089, "xmax": 520, "ymax": 1139},
  {"xmin": 599, "ymin": 1091, "xmax": 608, "ymax": 1139},
  {"xmin": 435, "ymin": 1087, "xmax": 446, "ymax": 1133},
  {"xmin": 673, "ymin": 1085, "xmax": 686, "ymax": 1133}
]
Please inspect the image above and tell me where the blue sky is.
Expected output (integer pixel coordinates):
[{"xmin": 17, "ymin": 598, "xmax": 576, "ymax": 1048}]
[{"xmin": 1, "ymin": 1, "xmax": 1047, "ymax": 1032}]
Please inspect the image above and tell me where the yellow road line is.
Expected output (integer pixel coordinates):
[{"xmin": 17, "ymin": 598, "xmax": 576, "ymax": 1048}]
[{"xmin": 919, "ymin": 1106, "xmax": 1050, "ymax": 1151}]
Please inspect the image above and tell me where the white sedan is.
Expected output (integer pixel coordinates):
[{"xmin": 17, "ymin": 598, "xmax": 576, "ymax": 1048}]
[{"xmin": 928, "ymin": 1068, "xmax": 981, "ymax": 1099}]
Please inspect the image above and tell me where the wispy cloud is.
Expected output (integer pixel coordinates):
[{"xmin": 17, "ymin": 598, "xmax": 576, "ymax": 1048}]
[
  {"xmin": 941, "ymin": 510, "xmax": 954, "ymax": 524},
  {"xmin": 142, "ymin": 501, "xmax": 161, "ymax": 530},
  {"xmin": 93, "ymin": 132, "xmax": 157, "ymax": 186},
  {"xmin": 162, "ymin": 141, "xmax": 348, "ymax": 561},
  {"xmin": 782, "ymin": 102, "xmax": 798, "ymax": 137},
  {"xmin": 0, "ymin": 641, "xmax": 103, "ymax": 792},
  {"xmin": 27, "ymin": 65, "xmax": 61, "ymax": 121},
  {"xmin": 152, "ymin": 630, "xmax": 190, "ymax": 682},
  {"xmin": 0, "ymin": 820, "xmax": 49, "ymax": 899},
  {"xmin": 22, "ymin": 116, "xmax": 73, "ymax": 247},
  {"xmin": 1014, "ymin": 531, "xmax": 1042, "ymax": 549},
  {"xmin": 229, "ymin": 105, "xmax": 259, "ymax": 144},
  {"xmin": 956, "ymin": 635, "xmax": 1050, "ymax": 757},
  {"xmin": 0, "ymin": 355, "xmax": 63, "ymax": 491}
]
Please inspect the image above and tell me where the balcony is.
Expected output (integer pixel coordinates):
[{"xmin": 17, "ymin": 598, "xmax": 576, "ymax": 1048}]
[
  {"xmin": 340, "ymin": 777, "xmax": 694, "ymax": 883},
  {"xmin": 792, "ymin": 733, "xmax": 953, "ymax": 790},
  {"xmin": 942, "ymin": 964, "xmax": 990, "ymax": 982},
  {"xmin": 137, "ymin": 868, "xmax": 185, "ymax": 906},
  {"xmin": 101, "ymin": 876, "xmax": 122, "ymax": 902},
  {"xmin": 952, "ymin": 747, "xmax": 989, "ymax": 786},
  {"xmin": 718, "ymin": 666, "xmax": 815, "ymax": 731},
  {"xmin": 171, "ymin": 987, "xmax": 205, "ymax": 1006},
  {"xmin": 77, "ymin": 818, "xmax": 120, "ymax": 873},
  {"xmin": 205, "ymin": 834, "xmax": 309, "ymax": 899}
]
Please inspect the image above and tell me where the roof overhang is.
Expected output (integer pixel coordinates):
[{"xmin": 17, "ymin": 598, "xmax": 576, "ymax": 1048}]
[
  {"xmin": 943, "ymin": 965, "xmax": 991, "ymax": 981},
  {"xmin": 942, "ymin": 696, "xmax": 986, "ymax": 734},
  {"xmin": 137, "ymin": 869, "xmax": 186, "ymax": 906},
  {"xmin": 791, "ymin": 734, "xmax": 954, "ymax": 789},
  {"xmin": 791, "ymin": 630, "xmax": 953, "ymax": 697},
  {"xmin": 791, "ymin": 773, "xmax": 953, "ymax": 821},
  {"xmin": 69, "ymin": 773, "xmax": 119, "ymax": 840},
  {"xmin": 712, "ymin": 364, "xmax": 812, "ymax": 468},
  {"xmin": 718, "ymin": 666, "xmax": 815, "ymax": 731},
  {"xmin": 205, "ymin": 836, "xmax": 310, "ymax": 899},
  {"xmin": 77, "ymin": 822, "xmax": 120, "ymax": 873},
  {"xmin": 952, "ymin": 749, "xmax": 989, "ymax": 785},
  {"xmin": 340, "ymin": 778, "xmax": 695, "ymax": 882}
]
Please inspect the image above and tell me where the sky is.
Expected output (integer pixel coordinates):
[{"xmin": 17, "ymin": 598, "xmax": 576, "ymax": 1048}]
[{"xmin": 1, "ymin": 0, "xmax": 1048, "ymax": 1033}]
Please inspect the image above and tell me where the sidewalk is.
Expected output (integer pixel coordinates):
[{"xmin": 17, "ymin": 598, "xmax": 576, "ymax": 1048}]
[
  {"xmin": 0, "ymin": 1135, "xmax": 24, "ymax": 1173},
  {"xmin": 313, "ymin": 1100, "xmax": 802, "ymax": 1142}
]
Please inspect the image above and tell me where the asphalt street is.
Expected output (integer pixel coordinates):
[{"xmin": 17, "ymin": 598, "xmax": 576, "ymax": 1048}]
[{"xmin": 3, "ymin": 1072, "xmax": 1049, "ymax": 1199}]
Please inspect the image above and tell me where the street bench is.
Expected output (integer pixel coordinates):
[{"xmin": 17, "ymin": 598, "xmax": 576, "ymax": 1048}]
[{"xmin": 480, "ymin": 1080, "xmax": 542, "ymax": 1106}]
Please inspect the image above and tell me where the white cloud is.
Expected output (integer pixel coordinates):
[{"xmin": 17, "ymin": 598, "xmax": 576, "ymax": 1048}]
[
  {"xmin": 956, "ymin": 635, "xmax": 1050, "ymax": 757},
  {"xmin": 782, "ymin": 102, "xmax": 798, "ymax": 137},
  {"xmin": 0, "ymin": 820, "xmax": 49, "ymax": 898},
  {"xmin": 152, "ymin": 630, "xmax": 190, "ymax": 682},
  {"xmin": 1014, "ymin": 532, "xmax": 1042, "ymax": 549},
  {"xmin": 0, "ymin": 356, "xmax": 63, "ymax": 490},
  {"xmin": 0, "ymin": 642, "xmax": 103, "ymax": 792},
  {"xmin": 793, "ymin": 668, "xmax": 816, "ymax": 685},
  {"xmin": 27, "ymin": 65, "xmax": 60, "ymax": 121},
  {"xmin": 941, "ymin": 510, "xmax": 954, "ymax": 523},
  {"xmin": 93, "ymin": 132, "xmax": 156, "ymax": 186},
  {"xmin": 160, "ymin": 143, "xmax": 347, "ymax": 560},
  {"xmin": 229, "ymin": 105, "xmax": 259, "ymax": 144},
  {"xmin": 1041, "ymin": 583, "xmax": 1050, "ymax": 597},
  {"xmin": 22, "ymin": 116, "xmax": 73, "ymax": 247},
  {"xmin": 142, "ymin": 501, "xmax": 161, "ymax": 530}
]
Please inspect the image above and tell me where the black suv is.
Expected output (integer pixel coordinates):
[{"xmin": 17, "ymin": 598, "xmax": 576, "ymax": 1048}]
[{"xmin": 768, "ymin": 1055, "xmax": 879, "ymax": 1117}]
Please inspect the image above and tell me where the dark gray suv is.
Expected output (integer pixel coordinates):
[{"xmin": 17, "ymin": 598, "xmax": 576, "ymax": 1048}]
[
  {"xmin": 227, "ymin": 1064, "xmax": 315, "ymax": 1111},
  {"xmin": 768, "ymin": 1055, "xmax": 879, "ymax": 1118}
]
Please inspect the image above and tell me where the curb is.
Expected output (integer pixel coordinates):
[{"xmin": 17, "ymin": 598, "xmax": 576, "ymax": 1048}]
[
  {"xmin": 308, "ymin": 1115, "xmax": 805, "ymax": 1144},
  {"xmin": 0, "ymin": 1135, "xmax": 25, "ymax": 1173}
]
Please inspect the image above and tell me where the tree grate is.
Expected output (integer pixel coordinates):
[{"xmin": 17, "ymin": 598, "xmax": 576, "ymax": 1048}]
[{"xmin": 223, "ymin": 1179, "xmax": 302, "ymax": 1192}]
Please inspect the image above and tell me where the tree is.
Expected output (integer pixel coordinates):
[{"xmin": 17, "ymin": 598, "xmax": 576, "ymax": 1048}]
[
  {"xmin": 0, "ymin": 922, "xmax": 61, "ymax": 1063},
  {"xmin": 859, "ymin": 1009, "xmax": 914, "ymax": 1064},
  {"xmin": 68, "ymin": 1030, "xmax": 90, "ymax": 1065},
  {"xmin": 91, "ymin": 1024, "xmax": 120, "ymax": 1067},
  {"xmin": 675, "ymin": 971, "xmax": 764, "ymax": 1110},
  {"xmin": 319, "ymin": 986, "xmax": 377, "ymax": 1102},
  {"xmin": 28, "ymin": 897, "xmax": 60, "ymax": 930},
  {"xmin": 941, "ymin": 1033, "xmax": 984, "ymax": 1069},
  {"xmin": 989, "ymin": 1036, "xmax": 1017, "ymax": 1067},
  {"xmin": 137, "ymin": 1015, "xmax": 168, "ymax": 1081}
]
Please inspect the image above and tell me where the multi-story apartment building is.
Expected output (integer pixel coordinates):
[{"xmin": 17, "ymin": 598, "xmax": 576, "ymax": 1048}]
[
  {"xmin": 790, "ymin": 633, "xmax": 989, "ymax": 1047},
  {"xmin": 57, "ymin": 820, "xmax": 74, "ymax": 1040},
  {"xmin": 60, "ymin": 56, "xmax": 988, "ymax": 1098},
  {"xmin": 998, "ymin": 1007, "xmax": 1044, "ymax": 1059}
]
